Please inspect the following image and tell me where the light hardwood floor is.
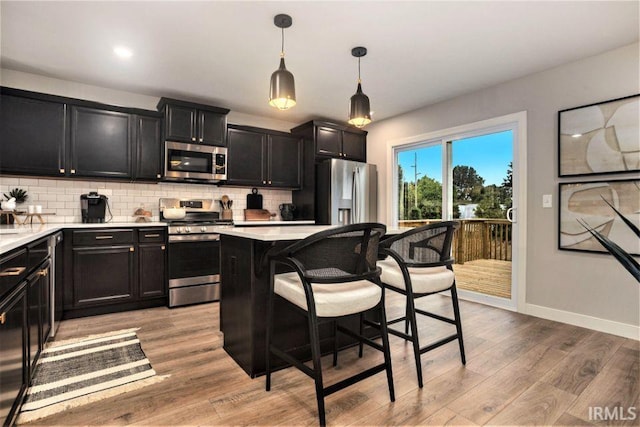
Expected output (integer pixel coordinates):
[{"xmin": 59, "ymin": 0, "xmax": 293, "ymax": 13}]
[{"xmin": 24, "ymin": 293, "xmax": 639, "ymax": 426}]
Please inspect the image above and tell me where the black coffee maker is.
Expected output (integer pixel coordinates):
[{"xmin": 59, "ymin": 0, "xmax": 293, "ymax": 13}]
[{"xmin": 81, "ymin": 192, "xmax": 108, "ymax": 223}]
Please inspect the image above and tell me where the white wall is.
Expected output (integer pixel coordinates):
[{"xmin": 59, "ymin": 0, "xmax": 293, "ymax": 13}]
[
  {"xmin": 366, "ymin": 43, "xmax": 640, "ymax": 335},
  {"xmin": 0, "ymin": 68, "xmax": 298, "ymax": 132},
  {"xmin": 0, "ymin": 69, "xmax": 300, "ymax": 222}
]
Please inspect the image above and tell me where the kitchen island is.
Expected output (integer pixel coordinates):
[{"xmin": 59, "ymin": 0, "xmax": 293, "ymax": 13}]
[{"xmin": 218, "ymin": 225, "xmax": 384, "ymax": 378}]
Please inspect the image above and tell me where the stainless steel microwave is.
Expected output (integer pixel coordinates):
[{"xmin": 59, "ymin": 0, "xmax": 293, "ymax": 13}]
[{"xmin": 164, "ymin": 141, "xmax": 227, "ymax": 182}]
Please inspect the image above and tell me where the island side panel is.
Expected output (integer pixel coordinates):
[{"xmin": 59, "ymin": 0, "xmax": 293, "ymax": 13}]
[{"xmin": 220, "ymin": 234, "xmax": 255, "ymax": 375}]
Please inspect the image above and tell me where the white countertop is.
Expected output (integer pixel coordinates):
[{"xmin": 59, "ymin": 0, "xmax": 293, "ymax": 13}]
[
  {"xmin": 233, "ymin": 220, "xmax": 316, "ymax": 226},
  {"xmin": 217, "ymin": 225, "xmax": 411, "ymax": 241},
  {"xmin": 218, "ymin": 225, "xmax": 337, "ymax": 241},
  {"xmin": 0, "ymin": 222, "xmax": 167, "ymax": 255}
]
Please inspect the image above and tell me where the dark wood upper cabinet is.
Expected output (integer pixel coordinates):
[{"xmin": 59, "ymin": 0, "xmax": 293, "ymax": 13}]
[
  {"xmin": 134, "ymin": 115, "xmax": 163, "ymax": 180},
  {"xmin": 70, "ymin": 106, "xmax": 132, "ymax": 179},
  {"xmin": 0, "ymin": 87, "xmax": 162, "ymax": 182},
  {"xmin": 268, "ymin": 134, "xmax": 302, "ymax": 188},
  {"xmin": 226, "ymin": 125, "xmax": 301, "ymax": 189},
  {"xmin": 315, "ymin": 126, "xmax": 342, "ymax": 158},
  {"xmin": 341, "ymin": 131, "xmax": 366, "ymax": 161},
  {"xmin": 0, "ymin": 93, "xmax": 67, "ymax": 176},
  {"xmin": 226, "ymin": 127, "xmax": 267, "ymax": 186},
  {"xmin": 158, "ymin": 98, "xmax": 229, "ymax": 146},
  {"xmin": 292, "ymin": 120, "xmax": 367, "ymax": 163}
]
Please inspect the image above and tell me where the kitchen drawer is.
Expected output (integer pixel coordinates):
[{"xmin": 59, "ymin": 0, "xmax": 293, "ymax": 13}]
[
  {"xmin": 72, "ymin": 229, "xmax": 135, "ymax": 246},
  {"xmin": 138, "ymin": 228, "xmax": 166, "ymax": 243},
  {"xmin": 0, "ymin": 248, "xmax": 28, "ymax": 300}
]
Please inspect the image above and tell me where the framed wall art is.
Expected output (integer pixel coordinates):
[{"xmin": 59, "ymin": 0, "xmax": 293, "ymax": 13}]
[
  {"xmin": 558, "ymin": 94, "xmax": 639, "ymax": 177},
  {"xmin": 559, "ymin": 179, "xmax": 640, "ymax": 255}
]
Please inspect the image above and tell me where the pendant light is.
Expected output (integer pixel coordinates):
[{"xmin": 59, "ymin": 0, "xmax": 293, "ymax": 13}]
[
  {"xmin": 348, "ymin": 46, "xmax": 372, "ymax": 128},
  {"xmin": 269, "ymin": 14, "xmax": 296, "ymax": 110}
]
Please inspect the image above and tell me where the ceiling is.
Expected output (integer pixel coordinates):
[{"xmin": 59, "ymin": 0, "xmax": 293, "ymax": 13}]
[{"xmin": 1, "ymin": 1, "xmax": 638, "ymax": 125}]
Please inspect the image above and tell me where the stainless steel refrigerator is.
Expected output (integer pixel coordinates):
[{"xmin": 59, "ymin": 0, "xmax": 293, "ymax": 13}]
[{"xmin": 316, "ymin": 158, "xmax": 377, "ymax": 225}]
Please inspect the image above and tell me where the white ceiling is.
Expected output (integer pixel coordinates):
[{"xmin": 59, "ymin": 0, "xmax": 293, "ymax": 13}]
[{"xmin": 1, "ymin": 1, "xmax": 638, "ymax": 125}]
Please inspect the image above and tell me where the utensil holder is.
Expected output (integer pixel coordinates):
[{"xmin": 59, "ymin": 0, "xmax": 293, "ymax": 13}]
[{"xmin": 222, "ymin": 209, "xmax": 233, "ymax": 220}]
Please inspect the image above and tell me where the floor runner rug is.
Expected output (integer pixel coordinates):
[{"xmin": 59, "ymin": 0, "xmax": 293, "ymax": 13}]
[{"xmin": 17, "ymin": 328, "xmax": 168, "ymax": 423}]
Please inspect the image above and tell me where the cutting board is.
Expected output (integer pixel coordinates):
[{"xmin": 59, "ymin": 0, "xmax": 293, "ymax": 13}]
[
  {"xmin": 244, "ymin": 209, "xmax": 274, "ymax": 221},
  {"xmin": 246, "ymin": 188, "xmax": 263, "ymax": 209}
]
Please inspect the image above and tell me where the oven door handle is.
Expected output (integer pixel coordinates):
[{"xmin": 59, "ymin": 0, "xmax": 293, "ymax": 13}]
[{"xmin": 168, "ymin": 234, "xmax": 220, "ymax": 242}]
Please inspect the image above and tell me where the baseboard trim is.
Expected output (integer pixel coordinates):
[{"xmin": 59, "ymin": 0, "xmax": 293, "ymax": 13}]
[{"xmin": 524, "ymin": 303, "xmax": 639, "ymax": 340}]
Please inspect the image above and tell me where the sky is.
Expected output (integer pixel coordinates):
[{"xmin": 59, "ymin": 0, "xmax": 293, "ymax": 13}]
[{"xmin": 398, "ymin": 130, "xmax": 513, "ymax": 186}]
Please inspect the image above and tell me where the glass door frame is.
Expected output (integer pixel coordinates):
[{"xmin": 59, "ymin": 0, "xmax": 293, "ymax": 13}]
[{"xmin": 389, "ymin": 111, "xmax": 527, "ymax": 312}]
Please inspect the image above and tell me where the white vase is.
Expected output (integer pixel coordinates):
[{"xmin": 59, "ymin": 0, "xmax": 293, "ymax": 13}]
[{"xmin": 1, "ymin": 198, "xmax": 17, "ymax": 211}]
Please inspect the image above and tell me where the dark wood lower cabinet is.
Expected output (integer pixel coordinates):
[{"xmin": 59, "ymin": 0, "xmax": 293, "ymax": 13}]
[
  {"xmin": 63, "ymin": 228, "xmax": 167, "ymax": 319},
  {"xmin": 0, "ymin": 283, "xmax": 28, "ymax": 426},
  {"xmin": 138, "ymin": 243, "xmax": 167, "ymax": 299},
  {"xmin": 72, "ymin": 245, "xmax": 136, "ymax": 307}
]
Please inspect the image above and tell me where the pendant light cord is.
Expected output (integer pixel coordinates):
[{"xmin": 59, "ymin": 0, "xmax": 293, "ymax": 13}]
[
  {"xmin": 281, "ymin": 27, "xmax": 285, "ymax": 58},
  {"xmin": 358, "ymin": 57, "xmax": 362, "ymax": 83}
]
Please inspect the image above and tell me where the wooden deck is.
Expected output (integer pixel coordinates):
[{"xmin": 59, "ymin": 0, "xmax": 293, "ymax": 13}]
[{"xmin": 454, "ymin": 259, "xmax": 512, "ymax": 299}]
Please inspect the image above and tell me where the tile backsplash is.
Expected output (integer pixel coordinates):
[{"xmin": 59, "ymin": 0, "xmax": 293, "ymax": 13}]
[{"xmin": 0, "ymin": 176, "xmax": 292, "ymax": 223}]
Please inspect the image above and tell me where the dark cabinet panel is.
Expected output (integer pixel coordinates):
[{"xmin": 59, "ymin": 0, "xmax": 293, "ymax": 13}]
[
  {"xmin": 227, "ymin": 127, "xmax": 267, "ymax": 186},
  {"xmin": 315, "ymin": 126, "xmax": 342, "ymax": 158},
  {"xmin": 71, "ymin": 245, "xmax": 136, "ymax": 307},
  {"xmin": 70, "ymin": 106, "xmax": 132, "ymax": 179},
  {"xmin": 0, "ymin": 94, "xmax": 66, "ymax": 176},
  {"xmin": 268, "ymin": 134, "xmax": 302, "ymax": 188},
  {"xmin": 164, "ymin": 104, "xmax": 196, "ymax": 143},
  {"xmin": 159, "ymin": 98, "xmax": 229, "ymax": 147},
  {"xmin": 226, "ymin": 126, "xmax": 302, "ymax": 189},
  {"xmin": 0, "ymin": 284, "xmax": 28, "ymax": 426},
  {"xmin": 138, "ymin": 243, "xmax": 166, "ymax": 299},
  {"xmin": 342, "ymin": 131, "xmax": 366, "ymax": 161},
  {"xmin": 199, "ymin": 110, "xmax": 227, "ymax": 146},
  {"xmin": 134, "ymin": 115, "xmax": 162, "ymax": 180}
]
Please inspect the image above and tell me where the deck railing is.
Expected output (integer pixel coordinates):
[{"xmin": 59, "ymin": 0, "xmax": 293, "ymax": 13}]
[{"xmin": 397, "ymin": 219, "xmax": 512, "ymax": 264}]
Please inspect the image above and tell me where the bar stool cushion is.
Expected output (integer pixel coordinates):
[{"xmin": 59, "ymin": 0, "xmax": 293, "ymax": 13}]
[
  {"xmin": 378, "ymin": 258, "xmax": 454, "ymax": 294},
  {"xmin": 274, "ymin": 272, "xmax": 382, "ymax": 317}
]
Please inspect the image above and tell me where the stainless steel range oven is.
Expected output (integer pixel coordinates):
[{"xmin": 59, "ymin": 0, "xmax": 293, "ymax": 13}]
[{"xmin": 160, "ymin": 198, "xmax": 232, "ymax": 307}]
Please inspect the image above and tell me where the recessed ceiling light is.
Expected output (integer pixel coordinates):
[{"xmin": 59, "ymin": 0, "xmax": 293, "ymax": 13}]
[
  {"xmin": 571, "ymin": 133, "xmax": 582, "ymax": 138},
  {"xmin": 113, "ymin": 46, "xmax": 133, "ymax": 59}
]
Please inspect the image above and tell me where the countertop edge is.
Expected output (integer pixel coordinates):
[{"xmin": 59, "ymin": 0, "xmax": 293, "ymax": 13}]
[{"xmin": 0, "ymin": 222, "xmax": 167, "ymax": 255}]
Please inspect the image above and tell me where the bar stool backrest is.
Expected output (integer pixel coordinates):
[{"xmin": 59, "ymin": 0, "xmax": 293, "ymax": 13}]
[{"xmin": 381, "ymin": 221, "xmax": 458, "ymax": 267}]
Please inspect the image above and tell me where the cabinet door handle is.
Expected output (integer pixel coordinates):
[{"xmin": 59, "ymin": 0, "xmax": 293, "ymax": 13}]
[
  {"xmin": 38, "ymin": 269, "xmax": 48, "ymax": 277},
  {"xmin": 199, "ymin": 138, "xmax": 203, "ymax": 142},
  {"xmin": 71, "ymin": 169, "xmax": 76, "ymax": 174},
  {"xmin": 130, "ymin": 247, "xmax": 135, "ymax": 252},
  {"xmin": 268, "ymin": 181, "xmax": 272, "ymax": 184},
  {"xmin": 59, "ymin": 168, "xmax": 65, "ymax": 174},
  {"xmin": 156, "ymin": 174, "xmax": 161, "ymax": 179},
  {"xmin": 0, "ymin": 312, "xmax": 5, "ymax": 325},
  {"xmin": 145, "ymin": 234, "xmax": 160, "ymax": 238},
  {"xmin": 161, "ymin": 245, "xmax": 166, "ymax": 250},
  {"xmin": 262, "ymin": 180, "xmax": 266, "ymax": 184},
  {"xmin": 0, "ymin": 267, "xmax": 26, "ymax": 277},
  {"xmin": 191, "ymin": 137, "xmax": 196, "ymax": 142},
  {"xmin": 95, "ymin": 235, "xmax": 113, "ymax": 240}
]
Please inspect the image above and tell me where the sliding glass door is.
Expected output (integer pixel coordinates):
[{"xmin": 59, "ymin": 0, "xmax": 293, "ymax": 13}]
[{"xmin": 393, "ymin": 117, "xmax": 523, "ymax": 310}]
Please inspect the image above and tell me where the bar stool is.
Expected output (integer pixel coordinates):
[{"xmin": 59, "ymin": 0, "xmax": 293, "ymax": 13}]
[
  {"xmin": 265, "ymin": 223, "xmax": 395, "ymax": 426},
  {"xmin": 377, "ymin": 221, "xmax": 465, "ymax": 388}
]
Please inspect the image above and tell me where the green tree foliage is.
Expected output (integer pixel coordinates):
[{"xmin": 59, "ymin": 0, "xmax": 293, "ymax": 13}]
[
  {"xmin": 453, "ymin": 165, "xmax": 484, "ymax": 203},
  {"xmin": 475, "ymin": 185, "xmax": 505, "ymax": 218}
]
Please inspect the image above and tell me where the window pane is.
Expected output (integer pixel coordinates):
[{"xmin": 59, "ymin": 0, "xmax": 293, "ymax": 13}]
[
  {"xmin": 397, "ymin": 145, "xmax": 442, "ymax": 222},
  {"xmin": 452, "ymin": 130, "xmax": 513, "ymax": 219}
]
